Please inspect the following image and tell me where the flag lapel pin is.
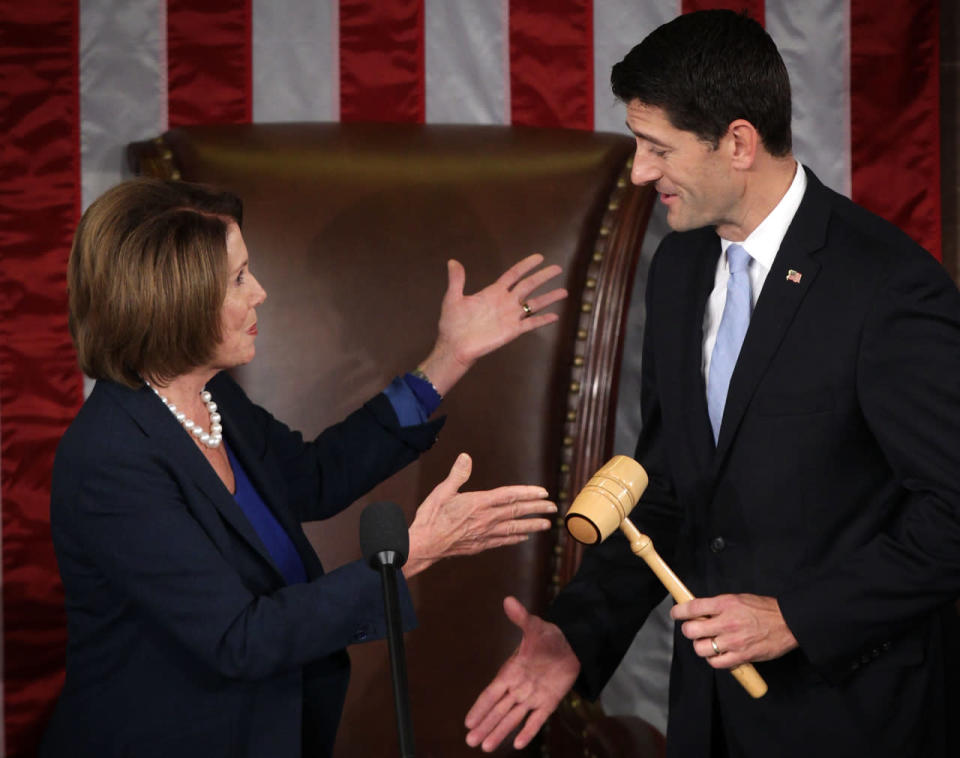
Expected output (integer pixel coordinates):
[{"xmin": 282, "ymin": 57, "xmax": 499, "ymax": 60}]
[{"xmin": 786, "ymin": 269, "xmax": 802, "ymax": 284}]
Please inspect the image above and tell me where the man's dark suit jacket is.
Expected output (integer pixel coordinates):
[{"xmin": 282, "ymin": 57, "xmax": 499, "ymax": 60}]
[
  {"xmin": 549, "ymin": 169, "xmax": 960, "ymax": 758},
  {"xmin": 41, "ymin": 372, "xmax": 441, "ymax": 758}
]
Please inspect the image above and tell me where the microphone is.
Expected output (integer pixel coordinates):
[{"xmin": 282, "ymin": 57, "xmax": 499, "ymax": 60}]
[
  {"xmin": 359, "ymin": 501, "xmax": 416, "ymax": 757},
  {"xmin": 565, "ymin": 456, "xmax": 768, "ymax": 699},
  {"xmin": 360, "ymin": 499, "xmax": 410, "ymax": 570}
]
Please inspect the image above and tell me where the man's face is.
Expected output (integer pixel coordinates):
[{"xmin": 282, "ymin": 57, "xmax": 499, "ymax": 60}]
[{"xmin": 625, "ymin": 100, "xmax": 738, "ymax": 232}]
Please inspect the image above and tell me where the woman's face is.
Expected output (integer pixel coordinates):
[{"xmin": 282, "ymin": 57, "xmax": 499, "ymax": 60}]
[{"xmin": 211, "ymin": 222, "xmax": 267, "ymax": 370}]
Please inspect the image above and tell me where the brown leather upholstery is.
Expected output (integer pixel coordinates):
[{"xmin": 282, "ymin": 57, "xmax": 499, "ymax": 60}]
[{"xmin": 129, "ymin": 122, "xmax": 661, "ymax": 758}]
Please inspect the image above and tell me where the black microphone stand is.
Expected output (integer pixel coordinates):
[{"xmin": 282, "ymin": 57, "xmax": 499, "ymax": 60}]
[{"xmin": 375, "ymin": 549, "xmax": 416, "ymax": 758}]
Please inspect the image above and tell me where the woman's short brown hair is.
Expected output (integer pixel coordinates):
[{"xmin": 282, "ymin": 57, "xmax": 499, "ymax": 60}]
[{"xmin": 68, "ymin": 178, "xmax": 243, "ymax": 388}]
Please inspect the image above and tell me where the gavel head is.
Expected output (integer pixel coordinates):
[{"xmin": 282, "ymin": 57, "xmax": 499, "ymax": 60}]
[{"xmin": 565, "ymin": 456, "xmax": 649, "ymax": 545}]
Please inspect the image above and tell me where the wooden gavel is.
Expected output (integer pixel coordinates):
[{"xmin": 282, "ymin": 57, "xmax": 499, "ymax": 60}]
[{"xmin": 565, "ymin": 455, "xmax": 769, "ymax": 699}]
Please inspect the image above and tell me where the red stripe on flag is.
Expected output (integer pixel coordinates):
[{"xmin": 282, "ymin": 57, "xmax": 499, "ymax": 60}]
[
  {"xmin": 0, "ymin": 2, "xmax": 84, "ymax": 755},
  {"xmin": 339, "ymin": 0, "xmax": 425, "ymax": 123},
  {"xmin": 508, "ymin": 0, "xmax": 593, "ymax": 130},
  {"xmin": 850, "ymin": 0, "xmax": 941, "ymax": 260},
  {"xmin": 682, "ymin": 0, "xmax": 764, "ymax": 26},
  {"xmin": 167, "ymin": 0, "xmax": 253, "ymax": 127}
]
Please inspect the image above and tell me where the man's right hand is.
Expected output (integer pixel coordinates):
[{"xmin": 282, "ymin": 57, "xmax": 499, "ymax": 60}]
[{"xmin": 464, "ymin": 596, "xmax": 580, "ymax": 752}]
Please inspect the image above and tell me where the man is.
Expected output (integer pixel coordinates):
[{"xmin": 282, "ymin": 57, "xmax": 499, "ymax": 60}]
[{"xmin": 465, "ymin": 10, "xmax": 960, "ymax": 758}]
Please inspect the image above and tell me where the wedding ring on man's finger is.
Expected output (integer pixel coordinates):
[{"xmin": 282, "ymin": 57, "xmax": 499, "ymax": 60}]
[
  {"xmin": 521, "ymin": 302, "xmax": 533, "ymax": 316},
  {"xmin": 711, "ymin": 638, "xmax": 722, "ymax": 656}
]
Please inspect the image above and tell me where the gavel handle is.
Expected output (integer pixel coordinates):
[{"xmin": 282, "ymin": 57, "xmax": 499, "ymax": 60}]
[{"xmin": 619, "ymin": 518, "xmax": 769, "ymax": 699}]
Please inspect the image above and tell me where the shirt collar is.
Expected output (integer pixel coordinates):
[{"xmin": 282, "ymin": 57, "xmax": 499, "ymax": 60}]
[{"xmin": 720, "ymin": 160, "xmax": 806, "ymax": 270}]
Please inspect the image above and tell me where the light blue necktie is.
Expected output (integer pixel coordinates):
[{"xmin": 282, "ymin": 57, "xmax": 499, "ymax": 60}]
[{"xmin": 707, "ymin": 244, "xmax": 752, "ymax": 443}]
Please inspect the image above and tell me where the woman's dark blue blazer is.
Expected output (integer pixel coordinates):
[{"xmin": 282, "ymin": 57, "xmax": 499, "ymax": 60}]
[{"xmin": 41, "ymin": 372, "xmax": 440, "ymax": 758}]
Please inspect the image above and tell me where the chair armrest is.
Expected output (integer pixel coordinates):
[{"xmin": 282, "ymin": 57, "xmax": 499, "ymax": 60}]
[{"xmin": 544, "ymin": 693, "xmax": 666, "ymax": 758}]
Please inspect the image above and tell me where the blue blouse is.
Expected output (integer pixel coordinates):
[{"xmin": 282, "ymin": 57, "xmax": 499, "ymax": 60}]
[
  {"xmin": 225, "ymin": 373, "xmax": 441, "ymax": 585},
  {"xmin": 226, "ymin": 442, "xmax": 308, "ymax": 585}
]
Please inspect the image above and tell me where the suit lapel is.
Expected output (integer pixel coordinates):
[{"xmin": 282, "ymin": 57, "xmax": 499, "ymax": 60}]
[
  {"xmin": 220, "ymin": 410, "xmax": 325, "ymax": 580},
  {"xmin": 679, "ymin": 235, "xmax": 722, "ymax": 472},
  {"xmin": 713, "ymin": 169, "xmax": 831, "ymax": 464},
  {"xmin": 109, "ymin": 381, "xmax": 288, "ymax": 583}
]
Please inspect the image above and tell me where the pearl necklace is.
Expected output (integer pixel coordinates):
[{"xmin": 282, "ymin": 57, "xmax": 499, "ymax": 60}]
[{"xmin": 145, "ymin": 381, "xmax": 223, "ymax": 448}]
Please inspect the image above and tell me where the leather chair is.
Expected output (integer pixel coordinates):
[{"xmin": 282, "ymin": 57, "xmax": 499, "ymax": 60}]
[{"xmin": 128, "ymin": 122, "xmax": 663, "ymax": 758}]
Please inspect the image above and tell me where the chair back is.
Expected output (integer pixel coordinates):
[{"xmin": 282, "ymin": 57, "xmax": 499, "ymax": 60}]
[{"xmin": 129, "ymin": 122, "xmax": 655, "ymax": 757}]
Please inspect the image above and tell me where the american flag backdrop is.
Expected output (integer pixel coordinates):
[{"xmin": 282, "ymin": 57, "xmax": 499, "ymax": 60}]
[{"xmin": 0, "ymin": 0, "xmax": 942, "ymax": 755}]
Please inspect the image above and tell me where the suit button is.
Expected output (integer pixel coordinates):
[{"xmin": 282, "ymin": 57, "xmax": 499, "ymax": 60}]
[{"xmin": 710, "ymin": 536, "xmax": 726, "ymax": 553}]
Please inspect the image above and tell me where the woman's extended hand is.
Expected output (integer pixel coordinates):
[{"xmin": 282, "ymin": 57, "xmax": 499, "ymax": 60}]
[
  {"xmin": 404, "ymin": 453, "xmax": 557, "ymax": 578},
  {"xmin": 419, "ymin": 254, "xmax": 567, "ymax": 395}
]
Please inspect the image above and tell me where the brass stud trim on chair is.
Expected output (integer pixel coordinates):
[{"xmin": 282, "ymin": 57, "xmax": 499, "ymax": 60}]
[
  {"xmin": 541, "ymin": 145, "xmax": 661, "ymax": 757},
  {"xmin": 548, "ymin": 157, "xmax": 636, "ymax": 611}
]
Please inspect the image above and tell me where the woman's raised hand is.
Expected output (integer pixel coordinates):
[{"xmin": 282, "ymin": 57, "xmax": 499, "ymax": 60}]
[
  {"xmin": 404, "ymin": 453, "xmax": 557, "ymax": 578},
  {"xmin": 418, "ymin": 254, "xmax": 567, "ymax": 395}
]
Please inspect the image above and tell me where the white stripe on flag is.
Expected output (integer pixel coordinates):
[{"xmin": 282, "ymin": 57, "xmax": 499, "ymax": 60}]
[
  {"xmin": 768, "ymin": 0, "xmax": 851, "ymax": 196},
  {"xmin": 80, "ymin": 0, "xmax": 167, "ymax": 399},
  {"xmin": 252, "ymin": 0, "xmax": 338, "ymax": 123},
  {"xmin": 80, "ymin": 0, "xmax": 168, "ymax": 210},
  {"xmin": 592, "ymin": 0, "xmax": 679, "ymax": 134},
  {"xmin": 425, "ymin": 0, "xmax": 508, "ymax": 125}
]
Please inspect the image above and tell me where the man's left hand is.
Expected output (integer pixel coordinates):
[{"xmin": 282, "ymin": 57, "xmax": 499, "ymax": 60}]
[{"xmin": 670, "ymin": 594, "xmax": 798, "ymax": 668}]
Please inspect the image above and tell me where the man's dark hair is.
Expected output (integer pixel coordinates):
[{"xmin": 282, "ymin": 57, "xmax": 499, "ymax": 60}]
[{"xmin": 611, "ymin": 10, "xmax": 792, "ymax": 156}]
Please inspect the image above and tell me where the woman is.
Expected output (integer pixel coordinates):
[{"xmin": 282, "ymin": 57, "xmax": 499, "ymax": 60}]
[{"xmin": 41, "ymin": 178, "xmax": 567, "ymax": 757}]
